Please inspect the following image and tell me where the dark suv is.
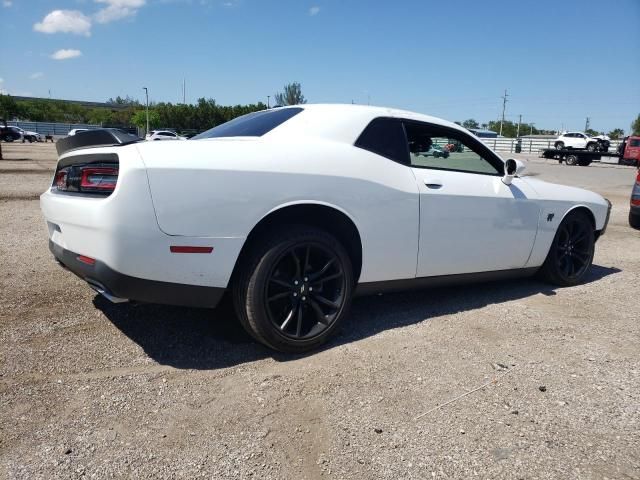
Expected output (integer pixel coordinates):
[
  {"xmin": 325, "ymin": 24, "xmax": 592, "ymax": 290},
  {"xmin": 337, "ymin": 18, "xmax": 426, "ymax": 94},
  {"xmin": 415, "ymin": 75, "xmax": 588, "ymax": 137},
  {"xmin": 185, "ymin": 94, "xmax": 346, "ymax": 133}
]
[{"xmin": 1, "ymin": 126, "xmax": 22, "ymax": 142}]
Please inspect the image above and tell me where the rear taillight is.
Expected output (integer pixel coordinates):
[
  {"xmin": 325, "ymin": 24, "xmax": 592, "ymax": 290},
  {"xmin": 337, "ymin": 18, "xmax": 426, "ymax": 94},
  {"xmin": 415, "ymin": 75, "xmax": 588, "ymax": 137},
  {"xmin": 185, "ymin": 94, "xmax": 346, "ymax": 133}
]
[
  {"xmin": 53, "ymin": 164, "xmax": 118, "ymax": 195},
  {"xmin": 79, "ymin": 167, "xmax": 118, "ymax": 192}
]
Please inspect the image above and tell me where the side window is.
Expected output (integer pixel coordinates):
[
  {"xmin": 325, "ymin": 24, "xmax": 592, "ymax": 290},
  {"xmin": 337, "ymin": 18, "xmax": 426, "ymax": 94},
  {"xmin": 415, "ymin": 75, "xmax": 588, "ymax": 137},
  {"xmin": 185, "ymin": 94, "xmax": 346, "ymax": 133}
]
[
  {"xmin": 355, "ymin": 118, "xmax": 409, "ymax": 164},
  {"xmin": 630, "ymin": 139, "xmax": 640, "ymax": 147},
  {"xmin": 404, "ymin": 121, "xmax": 501, "ymax": 175}
]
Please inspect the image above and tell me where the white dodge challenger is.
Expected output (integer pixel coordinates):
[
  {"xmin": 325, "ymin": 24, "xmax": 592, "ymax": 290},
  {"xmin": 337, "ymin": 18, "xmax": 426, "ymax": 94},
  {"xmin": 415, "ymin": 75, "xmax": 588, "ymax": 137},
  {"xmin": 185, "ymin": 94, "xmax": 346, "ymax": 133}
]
[{"xmin": 41, "ymin": 104, "xmax": 611, "ymax": 352}]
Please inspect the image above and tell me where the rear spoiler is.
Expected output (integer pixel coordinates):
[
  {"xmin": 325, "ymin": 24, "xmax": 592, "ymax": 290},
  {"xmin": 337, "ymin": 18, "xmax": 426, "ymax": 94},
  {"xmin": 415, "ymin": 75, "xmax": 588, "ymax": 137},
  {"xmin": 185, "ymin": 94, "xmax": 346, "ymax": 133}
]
[{"xmin": 56, "ymin": 128, "xmax": 142, "ymax": 157}]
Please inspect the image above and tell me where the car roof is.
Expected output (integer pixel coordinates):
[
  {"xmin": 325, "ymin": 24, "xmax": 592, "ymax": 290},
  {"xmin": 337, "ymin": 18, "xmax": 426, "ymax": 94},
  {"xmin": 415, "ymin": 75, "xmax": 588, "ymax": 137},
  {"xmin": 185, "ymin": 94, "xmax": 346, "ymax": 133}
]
[{"xmin": 266, "ymin": 103, "xmax": 469, "ymax": 144}]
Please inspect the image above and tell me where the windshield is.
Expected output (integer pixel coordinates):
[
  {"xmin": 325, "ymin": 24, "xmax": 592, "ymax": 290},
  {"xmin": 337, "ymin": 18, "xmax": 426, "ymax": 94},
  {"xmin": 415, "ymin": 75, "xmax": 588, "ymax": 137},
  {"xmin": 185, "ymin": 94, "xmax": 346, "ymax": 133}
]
[{"xmin": 192, "ymin": 107, "xmax": 303, "ymax": 139}]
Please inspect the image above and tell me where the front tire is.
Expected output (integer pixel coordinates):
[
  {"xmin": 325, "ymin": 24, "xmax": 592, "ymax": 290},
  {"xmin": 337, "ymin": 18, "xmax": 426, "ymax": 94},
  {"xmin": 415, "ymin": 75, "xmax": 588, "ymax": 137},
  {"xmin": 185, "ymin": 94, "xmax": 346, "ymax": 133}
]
[
  {"xmin": 538, "ymin": 210, "xmax": 595, "ymax": 286},
  {"xmin": 233, "ymin": 226, "xmax": 354, "ymax": 353}
]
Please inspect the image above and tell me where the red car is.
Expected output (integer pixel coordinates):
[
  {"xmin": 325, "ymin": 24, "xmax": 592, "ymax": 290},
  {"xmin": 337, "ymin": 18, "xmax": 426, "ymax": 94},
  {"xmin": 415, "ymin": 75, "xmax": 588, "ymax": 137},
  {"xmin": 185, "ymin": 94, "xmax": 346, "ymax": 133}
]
[
  {"xmin": 630, "ymin": 168, "xmax": 640, "ymax": 229},
  {"xmin": 619, "ymin": 135, "xmax": 640, "ymax": 166}
]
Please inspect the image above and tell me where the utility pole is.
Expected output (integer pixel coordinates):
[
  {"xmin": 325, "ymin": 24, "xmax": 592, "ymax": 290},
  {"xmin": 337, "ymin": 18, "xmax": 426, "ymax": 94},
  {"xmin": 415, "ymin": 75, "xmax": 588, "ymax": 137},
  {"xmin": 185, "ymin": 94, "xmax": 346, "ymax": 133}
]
[
  {"xmin": 584, "ymin": 117, "xmax": 590, "ymax": 133},
  {"xmin": 530, "ymin": 123, "xmax": 535, "ymax": 135},
  {"xmin": 516, "ymin": 114, "xmax": 522, "ymax": 138},
  {"xmin": 143, "ymin": 87, "xmax": 149, "ymax": 135},
  {"xmin": 182, "ymin": 79, "xmax": 186, "ymax": 104},
  {"xmin": 267, "ymin": 95, "xmax": 270, "ymax": 108},
  {"xmin": 499, "ymin": 89, "xmax": 509, "ymax": 137}
]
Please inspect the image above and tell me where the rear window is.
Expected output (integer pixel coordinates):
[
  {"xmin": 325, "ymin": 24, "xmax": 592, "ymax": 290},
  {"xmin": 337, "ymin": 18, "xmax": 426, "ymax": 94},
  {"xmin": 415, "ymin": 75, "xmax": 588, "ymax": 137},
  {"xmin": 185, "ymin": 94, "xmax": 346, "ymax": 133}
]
[{"xmin": 193, "ymin": 107, "xmax": 303, "ymax": 139}]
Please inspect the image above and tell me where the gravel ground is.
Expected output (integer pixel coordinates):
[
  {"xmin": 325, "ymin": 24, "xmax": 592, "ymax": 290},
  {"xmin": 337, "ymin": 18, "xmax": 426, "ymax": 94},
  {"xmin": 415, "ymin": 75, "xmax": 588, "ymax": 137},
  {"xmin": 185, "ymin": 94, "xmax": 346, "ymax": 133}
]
[{"xmin": 1, "ymin": 142, "xmax": 639, "ymax": 479}]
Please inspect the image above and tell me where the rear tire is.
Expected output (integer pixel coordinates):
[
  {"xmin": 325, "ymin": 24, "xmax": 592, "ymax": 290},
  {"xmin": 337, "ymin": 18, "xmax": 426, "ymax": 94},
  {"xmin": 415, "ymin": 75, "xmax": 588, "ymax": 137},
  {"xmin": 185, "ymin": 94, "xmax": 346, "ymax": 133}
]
[
  {"xmin": 565, "ymin": 154, "xmax": 579, "ymax": 166},
  {"xmin": 538, "ymin": 210, "xmax": 595, "ymax": 286},
  {"xmin": 233, "ymin": 225, "xmax": 354, "ymax": 353}
]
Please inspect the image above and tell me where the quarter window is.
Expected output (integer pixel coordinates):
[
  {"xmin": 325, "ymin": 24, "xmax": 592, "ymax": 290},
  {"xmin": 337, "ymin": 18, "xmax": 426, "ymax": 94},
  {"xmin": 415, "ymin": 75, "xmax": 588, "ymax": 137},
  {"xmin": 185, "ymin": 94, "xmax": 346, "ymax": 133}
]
[
  {"xmin": 355, "ymin": 118, "xmax": 408, "ymax": 164},
  {"xmin": 404, "ymin": 122, "xmax": 502, "ymax": 175}
]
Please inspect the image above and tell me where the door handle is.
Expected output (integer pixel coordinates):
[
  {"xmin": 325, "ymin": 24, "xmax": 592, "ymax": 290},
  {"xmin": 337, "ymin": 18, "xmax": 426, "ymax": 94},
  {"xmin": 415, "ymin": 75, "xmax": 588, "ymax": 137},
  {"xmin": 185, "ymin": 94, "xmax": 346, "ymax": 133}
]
[{"xmin": 424, "ymin": 180, "xmax": 443, "ymax": 189}]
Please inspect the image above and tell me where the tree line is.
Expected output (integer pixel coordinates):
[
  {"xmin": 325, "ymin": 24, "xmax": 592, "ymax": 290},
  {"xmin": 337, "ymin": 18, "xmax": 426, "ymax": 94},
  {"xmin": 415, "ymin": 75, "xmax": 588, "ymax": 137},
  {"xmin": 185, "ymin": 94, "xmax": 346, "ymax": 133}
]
[{"xmin": 2, "ymin": 88, "xmax": 638, "ymax": 140}]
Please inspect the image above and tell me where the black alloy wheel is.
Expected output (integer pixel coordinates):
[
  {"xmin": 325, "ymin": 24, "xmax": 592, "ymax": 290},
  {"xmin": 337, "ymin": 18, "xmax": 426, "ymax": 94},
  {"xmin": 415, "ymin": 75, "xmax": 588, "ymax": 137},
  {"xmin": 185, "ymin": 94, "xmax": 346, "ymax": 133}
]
[
  {"xmin": 234, "ymin": 226, "xmax": 353, "ymax": 352},
  {"xmin": 539, "ymin": 210, "xmax": 595, "ymax": 286},
  {"xmin": 265, "ymin": 242, "xmax": 346, "ymax": 340}
]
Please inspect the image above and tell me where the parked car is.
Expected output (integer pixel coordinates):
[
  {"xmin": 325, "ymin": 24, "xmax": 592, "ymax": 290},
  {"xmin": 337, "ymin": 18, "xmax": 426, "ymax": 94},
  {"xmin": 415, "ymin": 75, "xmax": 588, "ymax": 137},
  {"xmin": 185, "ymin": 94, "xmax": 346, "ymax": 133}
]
[
  {"xmin": 618, "ymin": 136, "xmax": 640, "ymax": 166},
  {"xmin": 630, "ymin": 168, "xmax": 640, "ymax": 229},
  {"xmin": 0, "ymin": 126, "xmax": 22, "ymax": 142},
  {"xmin": 41, "ymin": 105, "xmax": 611, "ymax": 352},
  {"xmin": 14, "ymin": 127, "xmax": 43, "ymax": 143},
  {"xmin": 420, "ymin": 144, "xmax": 450, "ymax": 158},
  {"xmin": 145, "ymin": 130, "xmax": 187, "ymax": 141},
  {"xmin": 554, "ymin": 132, "xmax": 599, "ymax": 151},
  {"xmin": 68, "ymin": 129, "xmax": 89, "ymax": 136}
]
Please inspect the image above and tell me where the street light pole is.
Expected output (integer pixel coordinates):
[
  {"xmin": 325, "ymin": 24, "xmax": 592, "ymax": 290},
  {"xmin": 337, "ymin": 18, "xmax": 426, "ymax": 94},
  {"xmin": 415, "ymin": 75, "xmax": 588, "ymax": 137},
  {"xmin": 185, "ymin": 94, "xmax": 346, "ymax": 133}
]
[
  {"xmin": 267, "ymin": 95, "xmax": 270, "ymax": 109},
  {"xmin": 143, "ymin": 87, "xmax": 149, "ymax": 136}
]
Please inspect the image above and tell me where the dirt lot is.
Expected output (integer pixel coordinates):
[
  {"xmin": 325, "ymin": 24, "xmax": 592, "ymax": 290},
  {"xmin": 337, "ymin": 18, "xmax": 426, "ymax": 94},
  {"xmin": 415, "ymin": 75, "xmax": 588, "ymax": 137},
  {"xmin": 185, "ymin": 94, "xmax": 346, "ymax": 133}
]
[{"xmin": 1, "ymin": 142, "xmax": 639, "ymax": 479}]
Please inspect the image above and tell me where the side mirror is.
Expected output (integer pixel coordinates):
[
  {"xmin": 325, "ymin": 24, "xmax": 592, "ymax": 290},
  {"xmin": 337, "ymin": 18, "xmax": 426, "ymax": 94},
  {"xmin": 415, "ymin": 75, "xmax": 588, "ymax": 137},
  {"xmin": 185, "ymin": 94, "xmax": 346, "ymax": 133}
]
[{"xmin": 502, "ymin": 158, "xmax": 525, "ymax": 185}]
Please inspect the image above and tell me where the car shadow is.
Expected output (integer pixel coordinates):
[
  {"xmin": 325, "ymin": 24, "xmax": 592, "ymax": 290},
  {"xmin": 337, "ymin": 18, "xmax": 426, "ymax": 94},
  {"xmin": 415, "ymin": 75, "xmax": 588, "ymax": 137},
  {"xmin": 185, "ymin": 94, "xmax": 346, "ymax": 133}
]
[{"xmin": 94, "ymin": 264, "xmax": 620, "ymax": 370}]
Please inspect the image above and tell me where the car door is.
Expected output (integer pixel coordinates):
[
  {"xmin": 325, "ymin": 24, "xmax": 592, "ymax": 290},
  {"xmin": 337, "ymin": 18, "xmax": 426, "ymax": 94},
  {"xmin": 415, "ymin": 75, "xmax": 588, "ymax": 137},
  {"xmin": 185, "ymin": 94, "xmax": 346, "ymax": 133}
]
[
  {"xmin": 575, "ymin": 133, "xmax": 588, "ymax": 149},
  {"xmin": 404, "ymin": 121, "xmax": 540, "ymax": 277}
]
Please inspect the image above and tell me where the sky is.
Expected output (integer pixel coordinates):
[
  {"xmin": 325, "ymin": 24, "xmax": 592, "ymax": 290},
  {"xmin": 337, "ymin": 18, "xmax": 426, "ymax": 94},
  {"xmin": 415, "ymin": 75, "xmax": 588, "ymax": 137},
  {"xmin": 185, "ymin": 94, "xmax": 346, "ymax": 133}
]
[{"xmin": 1, "ymin": 0, "xmax": 639, "ymax": 133}]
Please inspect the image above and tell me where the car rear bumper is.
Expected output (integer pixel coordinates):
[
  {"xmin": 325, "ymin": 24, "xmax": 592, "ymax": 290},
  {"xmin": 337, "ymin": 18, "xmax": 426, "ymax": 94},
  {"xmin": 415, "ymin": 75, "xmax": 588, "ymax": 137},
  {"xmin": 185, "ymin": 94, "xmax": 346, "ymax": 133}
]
[{"xmin": 50, "ymin": 240, "xmax": 225, "ymax": 308}]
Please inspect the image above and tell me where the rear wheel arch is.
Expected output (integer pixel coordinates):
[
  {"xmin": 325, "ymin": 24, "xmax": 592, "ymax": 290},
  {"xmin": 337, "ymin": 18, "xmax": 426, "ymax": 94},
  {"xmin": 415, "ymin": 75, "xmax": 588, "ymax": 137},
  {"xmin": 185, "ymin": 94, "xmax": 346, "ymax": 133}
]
[{"xmin": 232, "ymin": 203, "xmax": 363, "ymax": 285}]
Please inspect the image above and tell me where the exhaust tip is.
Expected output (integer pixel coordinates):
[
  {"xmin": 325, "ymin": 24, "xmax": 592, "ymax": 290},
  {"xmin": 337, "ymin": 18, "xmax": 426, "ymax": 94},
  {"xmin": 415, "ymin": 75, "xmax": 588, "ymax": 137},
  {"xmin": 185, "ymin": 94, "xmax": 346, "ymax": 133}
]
[{"xmin": 87, "ymin": 281, "xmax": 129, "ymax": 304}]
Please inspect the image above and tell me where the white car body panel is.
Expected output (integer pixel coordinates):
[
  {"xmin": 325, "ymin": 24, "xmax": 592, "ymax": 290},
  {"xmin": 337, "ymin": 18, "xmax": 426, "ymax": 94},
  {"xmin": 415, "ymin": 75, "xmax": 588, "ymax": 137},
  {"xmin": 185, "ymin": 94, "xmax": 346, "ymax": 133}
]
[
  {"xmin": 138, "ymin": 137, "xmax": 420, "ymax": 282},
  {"xmin": 520, "ymin": 177, "xmax": 609, "ymax": 266},
  {"xmin": 40, "ymin": 104, "xmax": 610, "ymax": 301},
  {"xmin": 411, "ymin": 169, "xmax": 540, "ymax": 276}
]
